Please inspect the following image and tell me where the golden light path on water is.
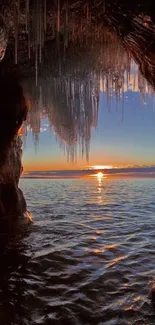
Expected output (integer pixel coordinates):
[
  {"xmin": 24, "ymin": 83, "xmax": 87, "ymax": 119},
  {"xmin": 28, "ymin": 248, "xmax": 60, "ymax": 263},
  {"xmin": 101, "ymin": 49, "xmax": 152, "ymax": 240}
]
[
  {"xmin": 97, "ymin": 172, "xmax": 104, "ymax": 180},
  {"xmin": 90, "ymin": 171, "xmax": 106, "ymax": 205},
  {"xmin": 96, "ymin": 172, "xmax": 105, "ymax": 205}
]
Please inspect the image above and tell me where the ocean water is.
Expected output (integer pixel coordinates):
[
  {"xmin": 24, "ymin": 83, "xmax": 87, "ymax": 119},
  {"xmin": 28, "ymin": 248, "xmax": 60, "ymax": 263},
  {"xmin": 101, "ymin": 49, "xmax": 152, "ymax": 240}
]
[{"xmin": 1, "ymin": 177, "xmax": 155, "ymax": 325}]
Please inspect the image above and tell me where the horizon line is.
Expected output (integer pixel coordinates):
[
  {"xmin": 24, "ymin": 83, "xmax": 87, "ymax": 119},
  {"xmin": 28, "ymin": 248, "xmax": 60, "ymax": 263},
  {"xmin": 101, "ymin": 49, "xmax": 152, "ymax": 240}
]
[
  {"xmin": 21, "ymin": 167, "xmax": 155, "ymax": 180},
  {"xmin": 23, "ymin": 165, "xmax": 155, "ymax": 173}
]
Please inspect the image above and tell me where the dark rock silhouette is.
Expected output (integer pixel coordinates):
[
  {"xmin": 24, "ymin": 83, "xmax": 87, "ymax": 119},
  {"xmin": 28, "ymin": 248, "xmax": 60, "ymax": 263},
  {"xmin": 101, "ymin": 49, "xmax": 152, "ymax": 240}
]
[{"xmin": 0, "ymin": 74, "xmax": 28, "ymax": 224}]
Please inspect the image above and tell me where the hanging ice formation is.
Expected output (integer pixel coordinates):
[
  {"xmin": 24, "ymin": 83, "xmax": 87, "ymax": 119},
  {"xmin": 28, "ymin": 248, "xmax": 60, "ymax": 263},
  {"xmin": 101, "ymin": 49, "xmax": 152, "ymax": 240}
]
[{"xmin": 10, "ymin": 0, "xmax": 154, "ymax": 161}]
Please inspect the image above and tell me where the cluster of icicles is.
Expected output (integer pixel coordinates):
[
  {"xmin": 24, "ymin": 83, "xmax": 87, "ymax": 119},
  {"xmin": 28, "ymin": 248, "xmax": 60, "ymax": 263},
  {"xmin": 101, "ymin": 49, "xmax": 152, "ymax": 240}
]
[
  {"xmin": 12, "ymin": 0, "xmax": 103, "ymax": 86},
  {"xmin": 13, "ymin": 0, "xmax": 48, "ymax": 86},
  {"xmin": 3, "ymin": 0, "xmax": 154, "ymax": 161},
  {"xmin": 21, "ymin": 32, "xmax": 154, "ymax": 161},
  {"xmin": 22, "ymin": 72, "xmax": 99, "ymax": 162}
]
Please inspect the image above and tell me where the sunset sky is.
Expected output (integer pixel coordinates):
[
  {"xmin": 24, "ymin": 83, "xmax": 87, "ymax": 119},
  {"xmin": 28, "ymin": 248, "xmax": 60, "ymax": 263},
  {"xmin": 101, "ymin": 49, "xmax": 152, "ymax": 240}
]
[{"xmin": 23, "ymin": 90, "xmax": 155, "ymax": 172}]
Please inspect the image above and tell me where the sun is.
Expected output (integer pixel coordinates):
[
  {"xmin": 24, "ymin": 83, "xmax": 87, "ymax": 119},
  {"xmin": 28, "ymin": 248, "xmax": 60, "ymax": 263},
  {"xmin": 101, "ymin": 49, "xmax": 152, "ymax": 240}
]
[{"xmin": 97, "ymin": 172, "xmax": 104, "ymax": 179}]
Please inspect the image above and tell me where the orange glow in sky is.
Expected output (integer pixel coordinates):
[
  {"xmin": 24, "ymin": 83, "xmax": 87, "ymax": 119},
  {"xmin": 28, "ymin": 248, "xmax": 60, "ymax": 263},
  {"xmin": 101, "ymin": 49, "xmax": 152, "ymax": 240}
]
[
  {"xmin": 23, "ymin": 160, "xmax": 152, "ymax": 172},
  {"xmin": 23, "ymin": 161, "xmax": 115, "ymax": 172},
  {"xmin": 91, "ymin": 165, "xmax": 112, "ymax": 170}
]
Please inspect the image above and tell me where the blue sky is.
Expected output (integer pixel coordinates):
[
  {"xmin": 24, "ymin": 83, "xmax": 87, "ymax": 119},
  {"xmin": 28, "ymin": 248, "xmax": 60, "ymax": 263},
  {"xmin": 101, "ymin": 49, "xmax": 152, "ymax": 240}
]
[{"xmin": 23, "ymin": 89, "xmax": 155, "ymax": 171}]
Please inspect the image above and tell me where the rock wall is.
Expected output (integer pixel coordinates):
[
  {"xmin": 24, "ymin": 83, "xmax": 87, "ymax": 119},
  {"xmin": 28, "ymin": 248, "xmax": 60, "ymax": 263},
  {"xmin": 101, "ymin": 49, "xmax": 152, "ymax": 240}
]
[{"xmin": 0, "ymin": 74, "xmax": 28, "ymax": 221}]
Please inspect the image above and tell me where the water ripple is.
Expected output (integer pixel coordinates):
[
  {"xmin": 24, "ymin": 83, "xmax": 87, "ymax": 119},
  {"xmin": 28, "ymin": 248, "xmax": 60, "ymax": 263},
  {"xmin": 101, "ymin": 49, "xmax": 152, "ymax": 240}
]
[{"xmin": 1, "ymin": 178, "xmax": 155, "ymax": 324}]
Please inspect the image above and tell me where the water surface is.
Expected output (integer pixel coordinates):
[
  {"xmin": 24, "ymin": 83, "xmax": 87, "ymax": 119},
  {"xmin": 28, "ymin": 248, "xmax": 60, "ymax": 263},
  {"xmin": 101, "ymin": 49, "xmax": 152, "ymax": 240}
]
[{"xmin": 1, "ymin": 178, "xmax": 155, "ymax": 324}]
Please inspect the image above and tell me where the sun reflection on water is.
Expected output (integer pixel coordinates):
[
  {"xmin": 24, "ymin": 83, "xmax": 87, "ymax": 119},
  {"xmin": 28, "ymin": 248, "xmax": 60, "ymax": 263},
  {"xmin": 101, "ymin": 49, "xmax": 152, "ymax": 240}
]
[{"xmin": 97, "ymin": 172, "xmax": 104, "ymax": 180}]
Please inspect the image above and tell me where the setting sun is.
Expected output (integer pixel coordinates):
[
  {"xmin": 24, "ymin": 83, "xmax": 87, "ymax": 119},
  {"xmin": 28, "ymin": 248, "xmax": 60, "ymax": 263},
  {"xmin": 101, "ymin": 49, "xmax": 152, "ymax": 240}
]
[{"xmin": 97, "ymin": 172, "xmax": 104, "ymax": 179}]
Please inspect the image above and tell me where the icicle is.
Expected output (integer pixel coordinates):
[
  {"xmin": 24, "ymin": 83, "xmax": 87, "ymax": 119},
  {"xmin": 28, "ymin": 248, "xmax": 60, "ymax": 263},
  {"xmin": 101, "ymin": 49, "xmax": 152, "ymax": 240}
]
[
  {"xmin": 57, "ymin": 0, "xmax": 60, "ymax": 33},
  {"xmin": 26, "ymin": 0, "xmax": 29, "ymax": 32},
  {"xmin": 39, "ymin": 86, "xmax": 42, "ymax": 110},
  {"xmin": 52, "ymin": 11, "xmax": 55, "ymax": 38},
  {"xmin": 32, "ymin": 1, "xmax": 35, "ymax": 53},
  {"xmin": 26, "ymin": 0, "xmax": 27, "ymax": 32},
  {"xmin": 26, "ymin": 0, "xmax": 31, "ymax": 59},
  {"xmin": 37, "ymin": 0, "xmax": 39, "ymax": 46},
  {"xmin": 86, "ymin": 3, "xmax": 89, "ymax": 22},
  {"xmin": 122, "ymin": 83, "xmax": 124, "ymax": 124},
  {"xmin": 65, "ymin": 1, "xmax": 68, "ymax": 26},
  {"xmin": 64, "ymin": 0, "xmax": 68, "ymax": 48},
  {"xmin": 153, "ymin": 97, "xmax": 155, "ymax": 120},
  {"xmin": 35, "ymin": 0, "xmax": 39, "ymax": 86},
  {"xmin": 14, "ymin": 0, "xmax": 18, "ymax": 65},
  {"xmin": 39, "ymin": 0, "xmax": 42, "ymax": 64},
  {"xmin": 28, "ymin": 24, "xmax": 31, "ymax": 59},
  {"xmin": 44, "ymin": 0, "xmax": 47, "ymax": 33},
  {"xmin": 17, "ymin": 0, "xmax": 20, "ymax": 21},
  {"xmin": 103, "ymin": 1, "xmax": 105, "ymax": 14}
]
